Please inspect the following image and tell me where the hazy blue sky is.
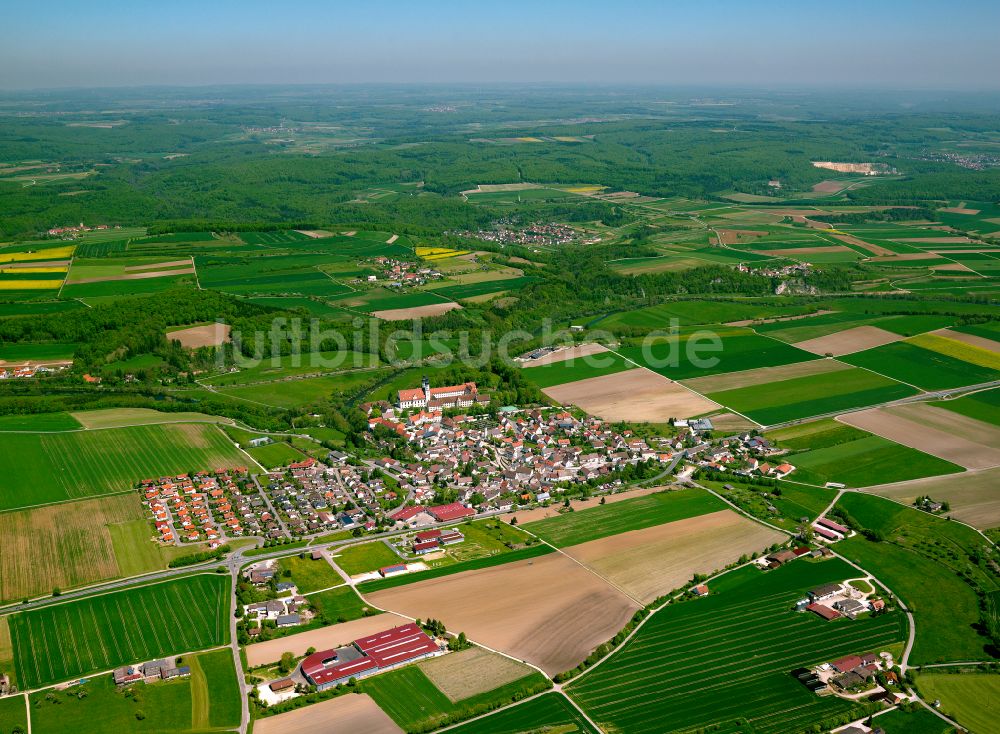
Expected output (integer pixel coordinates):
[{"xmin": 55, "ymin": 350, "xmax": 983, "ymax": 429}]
[{"xmin": 2, "ymin": 0, "xmax": 998, "ymax": 89}]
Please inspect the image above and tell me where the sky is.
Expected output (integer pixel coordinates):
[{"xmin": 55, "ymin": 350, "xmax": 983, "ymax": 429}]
[{"xmin": 2, "ymin": 0, "xmax": 998, "ymax": 90}]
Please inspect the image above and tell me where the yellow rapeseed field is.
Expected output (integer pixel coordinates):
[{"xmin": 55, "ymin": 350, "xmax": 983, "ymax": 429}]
[
  {"xmin": 415, "ymin": 246, "xmax": 470, "ymax": 260},
  {"xmin": 908, "ymin": 333, "xmax": 1000, "ymax": 371},
  {"xmin": 0, "ymin": 245, "xmax": 75, "ymax": 264},
  {"xmin": 0, "ymin": 279, "xmax": 63, "ymax": 290},
  {"xmin": 0, "ymin": 266, "xmax": 67, "ymax": 274},
  {"xmin": 565, "ymin": 185, "xmax": 605, "ymax": 194}
]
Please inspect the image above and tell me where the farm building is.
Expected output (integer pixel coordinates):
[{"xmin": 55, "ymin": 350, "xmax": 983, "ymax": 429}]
[
  {"xmin": 806, "ymin": 602, "xmax": 841, "ymax": 621},
  {"xmin": 379, "ymin": 564, "xmax": 408, "ymax": 577},
  {"xmin": 816, "ymin": 517, "xmax": 850, "ymax": 535},
  {"xmin": 812, "ymin": 525, "xmax": 842, "ymax": 541},
  {"xmin": 808, "ymin": 583, "xmax": 842, "ymax": 602},
  {"xmin": 301, "ymin": 622, "xmax": 440, "ymax": 690},
  {"xmin": 428, "ymin": 502, "xmax": 475, "ymax": 522}
]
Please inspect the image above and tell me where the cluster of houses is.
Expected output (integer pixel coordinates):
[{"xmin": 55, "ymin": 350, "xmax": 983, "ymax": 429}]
[
  {"xmin": 264, "ymin": 457, "xmax": 378, "ymax": 536},
  {"xmin": 141, "ymin": 470, "xmax": 275, "ymax": 546},
  {"xmin": 797, "ymin": 651, "xmax": 902, "ymax": 704},
  {"xmin": 797, "ymin": 581, "xmax": 885, "ymax": 622},
  {"xmin": 113, "ymin": 657, "xmax": 190, "ymax": 687},
  {"xmin": 243, "ymin": 564, "xmax": 310, "ymax": 631},
  {"xmin": 451, "ymin": 220, "xmax": 588, "ymax": 247},
  {"xmin": 46, "ymin": 222, "xmax": 118, "ymax": 237},
  {"xmin": 0, "ymin": 363, "xmax": 68, "ymax": 380},
  {"xmin": 694, "ymin": 432, "xmax": 796, "ymax": 479},
  {"xmin": 365, "ymin": 256, "xmax": 443, "ymax": 287},
  {"xmin": 368, "ymin": 405, "xmax": 677, "ymax": 513}
]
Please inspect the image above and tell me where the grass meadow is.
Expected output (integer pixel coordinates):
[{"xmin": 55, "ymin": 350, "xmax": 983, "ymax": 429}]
[
  {"xmin": 307, "ymin": 585, "xmax": 373, "ymax": 623},
  {"xmin": 568, "ymin": 559, "xmax": 904, "ymax": 734},
  {"xmin": 28, "ymin": 648, "xmax": 240, "ymax": 734},
  {"xmin": 10, "ymin": 574, "xmax": 230, "ymax": 688},
  {"xmin": 330, "ymin": 541, "xmax": 402, "ymax": 576},
  {"xmin": 0, "ymin": 423, "xmax": 247, "ymax": 511},
  {"xmin": 277, "ymin": 553, "xmax": 342, "ymax": 593},
  {"xmin": 915, "ymin": 673, "xmax": 1000, "ymax": 734},
  {"xmin": 523, "ymin": 489, "xmax": 725, "ymax": 547},
  {"xmin": 835, "ymin": 493, "xmax": 997, "ymax": 663}
]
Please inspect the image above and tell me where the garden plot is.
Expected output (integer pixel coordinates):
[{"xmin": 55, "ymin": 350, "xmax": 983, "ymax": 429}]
[
  {"xmin": 838, "ymin": 403, "xmax": 1000, "ymax": 470},
  {"xmin": 542, "ymin": 368, "xmax": 719, "ymax": 422},
  {"xmin": 367, "ymin": 552, "xmax": 641, "ymax": 676}
]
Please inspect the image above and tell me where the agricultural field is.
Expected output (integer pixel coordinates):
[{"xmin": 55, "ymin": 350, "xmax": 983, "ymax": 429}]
[
  {"xmin": 542, "ymin": 366, "xmax": 720, "ymax": 422},
  {"xmin": 0, "ymin": 411, "xmax": 81, "ymax": 431},
  {"xmin": 872, "ymin": 704, "xmax": 957, "ymax": 734},
  {"xmin": 865, "ymin": 466, "xmax": 1000, "ymax": 530},
  {"xmin": 703, "ymin": 366, "xmax": 917, "ymax": 426},
  {"xmin": 200, "ymin": 349, "xmax": 379, "ymax": 386},
  {"xmin": 0, "ymin": 341, "xmax": 77, "ymax": 362},
  {"xmin": 839, "ymin": 403, "xmax": 1000, "ymax": 470},
  {"xmin": 567, "ymin": 558, "xmax": 905, "ymax": 734},
  {"xmin": 418, "ymin": 646, "xmax": 535, "ymax": 702},
  {"xmin": 0, "ymin": 493, "xmax": 195, "ymax": 604},
  {"xmin": 307, "ymin": 585, "xmax": 373, "ymax": 623},
  {"xmin": 10, "ymin": 574, "xmax": 230, "ymax": 688},
  {"xmin": 619, "ymin": 329, "xmax": 816, "ymax": 381},
  {"xmin": 792, "ymin": 325, "xmax": 904, "ymax": 356},
  {"xmin": 0, "ymin": 422, "xmax": 248, "ymax": 511},
  {"xmin": 931, "ymin": 387, "xmax": 1000, "ymax": 427},
  {"xmin": 841, "ymin": 335, "xmax": 1000, "ymax": 390},
  {"xmin": 444, "ymin": 692, "xmax": 599, "ymax": 734},
  {"xmin": 562, "ymin": 509, "xmax": 784, "ymax": 604},
  {"xmin": 213, "ymin": 369, "xmax": 387, "ymax": 409},
  {"xmin": 834, "ymin": 493, "xmax": 997, "ymax": 663},
  {"xmin": 254, "ymin": 693, "xmax": 403, "ymax": 734},
  {"xmin": 28, "ymin": 648, "xmax": 241, "ymax": 734},
  {"xmin": 594, "ymin": 300, "xmax": 819, "ymax": 329},
  {"xmin": 277, "ymin": 553, "xmax": 343, "ymax": 593},
  {"xmin": 245, "ymin": 439, "xmax": 308, "ymax": 469},
  {"xmin": 523, "ymin": 488, "xmax": 725, "ymax": 547},
  {"xmin": 915, "ymin": 672, "xmax": 1000, "ymax": 734},
  {"xmin": 0, "ymin": 694, "xmax": 28, "ymax": 733},
  {"xmin": 367, "ymin": 551, "xmax": 641, "ymax": 675},
  {"xmin": 768, "ymin": 419, "xmax": 964, "ymax": 487},
  {"xmin": 358, "ymin": 654, "xmax": 549, "ymax": 732},
  {"xmin": 519, "ymin": 349, "xmax": 636, "ymax": 388}
]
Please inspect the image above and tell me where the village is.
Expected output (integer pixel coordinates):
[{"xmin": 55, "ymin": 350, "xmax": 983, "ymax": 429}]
[{"xmin": 451, "ymin": 219, "xmax": 598, "ymax": 247}]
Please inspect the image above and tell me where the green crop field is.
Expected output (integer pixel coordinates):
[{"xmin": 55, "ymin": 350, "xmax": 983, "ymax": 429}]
[
  {"xmin": 10, "ymin": 574, "xmax": 230, "ymax": 688},
  {"xmin": 189, "ymin": 648, "xmax": 242, "ymax": 730},
  {"xmin": 0, "ymin": 411, "xmax": 82, "ymax": 431},
  {"xmin": 444, "ymin": 692, "xmax": 598, "ymax": 734},
  {"xmin": 246, "ymin": 440, "xmax": 307, "ymax": 469},
  {"xmin": 597, "ymin": 301, "xmax": 818, "ymax": 329},
  {"xmin": 620, "ymin": 331, "xmax": 815, "ymax": 381},
  {"xmin": 841, "ymin": 341, "xmax": 1000, "ymax": 390},
  {"xmin": 930, "ymin": 387, "xmax": 1000, "ymax": 427},
  {"xmin": 0, "ymin": 341, "xmax": 77, "ymax": 361},
  {"xmin": 0, "ymin": 300, "xmax": 85, "ymax": 318},
  {"xmin": 433, "ymin": 275, "xmax": 538, "ymax": 300},
  {"xmin": 835, "ymin": 493, "xmax": 997, "ymax": 664},
  {"xmin": 523, "ymin": 488, "xmax": 725, "ymax": 547},
  {"xmin": 781, "ymin": 434, "xmax": 963, "ymax": 487},
  {"xmin": 277, "ymin": 553, "xmax": 343, "ymax": 593},
  {"xmin": 567, "ymin": 558, "xmax": 905, "ymax": 734},
  {"xmin": 520, "ymin": 350, "xmax": 636, "ymax": 388},
  {"xmin": 0, "ymin": 422, "xmax": 248, "ymax": 511},
  {"xmin": 915, "ymin": 673, "xmax": 1000, "ymax": 734},
  {"xmin": 360, "ymin": 664, "xmax": 550, "ymax": 732},
  {"xmin": 705, "ymin": 367, "xmax": 917, "ymax": 425},
  {"xmin": 201, "ymin": 349, "xmax": 379, "ymax": 386},
  {"xmin": 330, "ymin": 540, "xmax": 401, "ymax": 576}
]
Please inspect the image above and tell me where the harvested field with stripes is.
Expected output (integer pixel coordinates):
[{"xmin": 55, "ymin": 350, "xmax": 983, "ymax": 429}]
[
  {"xmin": 568, "ymin": 559, "xmax": 906, "ymax": 734},
  {"xmin": 9, "ymin": 574, "xmax": 230, "ymax": 688}
]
